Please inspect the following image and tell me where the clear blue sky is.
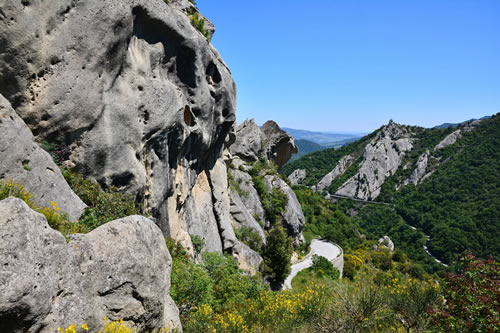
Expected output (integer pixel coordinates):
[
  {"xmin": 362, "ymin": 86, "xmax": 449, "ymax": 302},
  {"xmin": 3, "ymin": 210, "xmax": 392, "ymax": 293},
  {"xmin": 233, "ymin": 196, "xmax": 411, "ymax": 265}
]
[{"xmin": 197, "ymin": 0, "xmax": 500, "ymax": 133}]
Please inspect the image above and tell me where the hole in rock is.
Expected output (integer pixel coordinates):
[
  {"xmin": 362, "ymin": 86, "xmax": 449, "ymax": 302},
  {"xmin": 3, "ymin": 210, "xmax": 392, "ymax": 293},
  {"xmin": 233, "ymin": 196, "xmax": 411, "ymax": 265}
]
[{"xmin": 183, "ymin": 105, "xmax": 196, "ymax": 127}]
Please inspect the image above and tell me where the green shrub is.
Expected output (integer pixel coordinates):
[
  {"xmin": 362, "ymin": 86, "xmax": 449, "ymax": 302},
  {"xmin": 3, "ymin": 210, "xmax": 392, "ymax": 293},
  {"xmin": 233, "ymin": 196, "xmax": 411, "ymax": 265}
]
[
  {"xmin": 311, "ymin": 254, "xmax": 340, "ymax": 280},
  {"xmin": 189, "ymin": 13, "xmax": 210, "ymax": 41},
  {"xmin": 190, "ymin": 234, "xmax": 204, "ymax": 255},
  {"xmin": 262, "ymin": 225, "xmax": 293, "ymax": 281},
  {"xmin": 62, "ymin": 169, "xmax": 141, "ymax": 230},
  {"xmin": 234, "ymin": 226, "xmax": 263, "ymax": 253}
]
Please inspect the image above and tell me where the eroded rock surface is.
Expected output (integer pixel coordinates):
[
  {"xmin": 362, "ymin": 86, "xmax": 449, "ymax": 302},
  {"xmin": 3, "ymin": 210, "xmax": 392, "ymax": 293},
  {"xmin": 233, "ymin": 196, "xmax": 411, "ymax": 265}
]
[
  {"xmin": 0, "ymin": 95, "xmax": 86, "ymax": 220},
  {"xmin": 434, "ymin": 130, "xmax": 461, "ymax": 150},
  {"xmin": 0, "ymin": 0, "xmax": 237, "ymax": 256},
  {"xmin": 288, "ymin": 169, "xmax": 306, "ymax": 186},
  {"xmin": 263, "ymin": 175, "xmax": 305, "ymax": 246},
  {"xmin": 336, "ymin": 121, "xmax": 413, "ymax": 200},
  {"xmin": 315, "ymin": 155, "xmax": 355, "ymax": 191},
  {"xmin": 260, "ymin": 121, "xmax": 298, "ymax": 169},
  {"xmin": 405, "ymin": 151, "xmax": 429, "ymax": 185},
  {"xmin": 0, "ymin": 197, "xmax": 181, "ymax": 332}
]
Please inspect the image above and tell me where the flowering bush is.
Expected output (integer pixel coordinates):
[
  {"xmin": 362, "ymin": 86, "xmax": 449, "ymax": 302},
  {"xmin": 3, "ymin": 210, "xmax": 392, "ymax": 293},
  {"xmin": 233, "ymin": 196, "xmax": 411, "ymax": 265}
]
[{"xmin": 431, "ymin": 251, "xmax": 500, "ymax": 332}]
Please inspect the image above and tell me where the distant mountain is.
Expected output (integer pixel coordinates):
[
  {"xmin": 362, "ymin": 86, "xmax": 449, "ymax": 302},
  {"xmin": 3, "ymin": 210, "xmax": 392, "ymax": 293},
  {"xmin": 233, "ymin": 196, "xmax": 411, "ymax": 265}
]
[
  {"xmin": 282, "ymin": 127, "xmax": 364, "ymax": 147},
  {"xmin": 290, "ymin": 139, "xmax": 324, "ymax": 161},
  {"xmin": 433, "ymin": 115, "xmax": 491, "ymax": 129},
  {"xmin": 282, "ymin": 114, "xmax": 500, "ymax": 272}
]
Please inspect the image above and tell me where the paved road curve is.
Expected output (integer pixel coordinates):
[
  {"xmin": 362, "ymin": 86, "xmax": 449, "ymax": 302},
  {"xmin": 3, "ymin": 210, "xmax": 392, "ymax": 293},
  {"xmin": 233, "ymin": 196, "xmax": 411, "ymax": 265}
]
[{"xmin": 283, "ymin": 239, "xmax": 342, "ymax": 289}]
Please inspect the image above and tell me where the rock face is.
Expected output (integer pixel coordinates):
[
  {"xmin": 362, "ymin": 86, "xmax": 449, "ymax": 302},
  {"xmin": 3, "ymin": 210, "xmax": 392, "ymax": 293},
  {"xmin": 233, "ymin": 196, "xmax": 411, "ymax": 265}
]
[
  {"xmin": 0, "ymin": 197, "xmax": 181, "ymax": 332},
  {"xmin": 263, "ymin": 175, "xmax": 305, "ymax": 246},
  {"xmin": 0, "ymin": 0, "xmax": 240, "ymax": 257},
  {"xmin": 336, "ymin": 121, "xmax": 413, "ymax": 200},
  {"xmin": 260, "ymin": 121, "xmax": 298, "ymax": 169},
  {"xmin": 434, "ymin": 130, "xmax": 461, "ymax": 150},
  {"xmin": 230, "ymin": 120, "xmax": 263, "ymax": 162},
  {"xmin": 288, "ymin": 169, "xmax": 306, "ymax": 186},
  {"xmin": 315, "ymin": 155, "xmax": 355, "ymax": 192},
  {"xmin": 0, "ymin": 95, "xmax": 86, "ymax": 220},
  {"xmin": 405, "ymin": 151, "xmax": 429, "ymax": 185},
  {"xmin": 230, "ymin": 119, "xmax": 298, "ymax": 169}
]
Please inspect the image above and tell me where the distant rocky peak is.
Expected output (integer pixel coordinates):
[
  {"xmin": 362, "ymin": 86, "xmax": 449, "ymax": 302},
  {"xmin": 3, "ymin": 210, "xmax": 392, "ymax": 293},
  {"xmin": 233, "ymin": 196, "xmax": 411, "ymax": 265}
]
[{"xmin": 230, "ymin": 119, "xmax": 298, "ymax": 169}]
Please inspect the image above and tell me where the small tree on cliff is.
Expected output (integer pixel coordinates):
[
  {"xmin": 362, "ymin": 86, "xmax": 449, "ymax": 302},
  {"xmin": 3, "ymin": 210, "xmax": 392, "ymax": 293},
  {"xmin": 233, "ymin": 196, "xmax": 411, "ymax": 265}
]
[{"xmin": 262, "ymin": 225, "xmax": 293, "ymax": 282}]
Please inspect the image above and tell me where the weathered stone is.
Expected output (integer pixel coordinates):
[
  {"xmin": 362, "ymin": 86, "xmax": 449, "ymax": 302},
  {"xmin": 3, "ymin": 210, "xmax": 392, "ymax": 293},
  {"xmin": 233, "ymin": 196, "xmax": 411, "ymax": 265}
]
[
  {"xmin": 263, "ymin": 175, "xmax": 305, "ymax": 246},
  {"xmin": 229, "ymin": 169, "xmax": 266, "ymax": 224},
  {"xmin": 434, "ymin": 130, "xmax": 461, "ymax": 150},
  {"xmin": 0, "ymin": 0, "xmax": 236, "ymax": 247},
  {"xmin": 0, "ymin": 95, "xmax": 85, "ymax": 220},
  {"xmin": 260, "ymin": 121, "xmax": 298, "ymax": 169},
  {"xmin": 405, "ymin": 151, "xmax": 429, "ymax": 185},
  {"xmin": 288, "ymin": 169, "xmax": 307, "ymax": 186},
  {"xmin": 229, "ymin": 190, "xmax": 266, "ymax": 243},
  {"xmin": 0, "ymin": 197, "xmax": 181, "ymax": 332},
  {"xmin": 378, "ymin": 235, "xmax": 395, "ymax": 251},
  {"xmin": 315, "ymin": 155, "xmax": 354, "ymax": 191},
  {"xmin": 232, "ymin": 241, "xmax": 263, "ymax": 276},
  {"xmin": 336, "ymin": 121, "xmax": 413, "ymax": 200},
  {"xmin": 168, "ymin": 0, "xmax": 215, "ymax": 40},
  {"xmin": 229, "ymin": 119, "xmax": 262, "ymax": 162}
]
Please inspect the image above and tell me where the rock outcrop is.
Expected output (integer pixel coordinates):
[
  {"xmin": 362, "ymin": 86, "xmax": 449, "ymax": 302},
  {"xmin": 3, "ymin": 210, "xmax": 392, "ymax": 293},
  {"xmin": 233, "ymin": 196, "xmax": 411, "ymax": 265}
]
[
  {"xmin": 0, "ymin": 0, "xmax": 240, "ymax": 259},
  {"xmin": 404, "ymin": 151, "xmax": 429, "ymax": 185},
  {"xmin": 336, "ymin": 121, "xmax": 413, "ymax": 200},
  {"xmin": 263, "ymin": 175, "xmax": 305, "ymax": 246},
  {"xmin": 377, "ymin": 235, "xmax": 395, "ymax": 252},
  {"xmin": 288, "ymin": 169, "xmax": 306, "ymax": 186},
  {"xmin": 230, "ymin": 119, "xmax": 298, "ymax": 169},
  {"xmin": 0, "ymin": 95, "xmax": 86, "ymax": 220},
  {"xmin": 434, "ymin": 130, "xmax": 461, "ymax": 150},
  {"xmin": 260, "ymin": 121, "xmax": 298, "ymax": 169},
  {"xmin": 315, "ymin": 155, "xmax": 355, "ymax": 191},
  {"xmin": 0, "ymin": 197, "xmax": 181, "ymax": 332}
]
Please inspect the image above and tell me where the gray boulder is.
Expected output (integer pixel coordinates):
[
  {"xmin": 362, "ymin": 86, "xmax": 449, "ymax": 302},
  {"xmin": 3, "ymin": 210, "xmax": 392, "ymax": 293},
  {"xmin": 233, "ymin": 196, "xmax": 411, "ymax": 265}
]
[
  {"xmin": 261, "ymin": 121, "xmax": 298, "ymax": 169},
  {"xmin": 229, "ymin": 169, "xmax": 266, "ymax": 224},
  {"xmin": 0, "ymin": 197, "xmax": 181, "ymax": 332},
  {"xmin": 229, "ymin": 119, "xmax": 263, "ymax": 161},
  {"xmin": 0, "ymin": 0, "xmax": 236, "ymax": 252},
  {"xmin": 288, "ymin": 169, "xmax": 307, "ymax": 186},
  {"xmin": 378, "ymin": 235, "xmax": 395, "ymax": 251},
  {"xmin": 405, "ymin": 151, "xmax": 429, "ymax": 185},
  {"xmin": 0, "ymin": 95, "xmax": 86, "ymax": 220}
]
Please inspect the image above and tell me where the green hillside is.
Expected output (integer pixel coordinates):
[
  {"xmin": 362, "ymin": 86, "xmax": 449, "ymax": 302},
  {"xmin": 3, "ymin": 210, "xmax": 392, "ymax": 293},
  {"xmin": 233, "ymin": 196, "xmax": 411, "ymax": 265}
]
[{"xmin": 290, "ymin": 139, "xmax": 324, "ymax": 161}]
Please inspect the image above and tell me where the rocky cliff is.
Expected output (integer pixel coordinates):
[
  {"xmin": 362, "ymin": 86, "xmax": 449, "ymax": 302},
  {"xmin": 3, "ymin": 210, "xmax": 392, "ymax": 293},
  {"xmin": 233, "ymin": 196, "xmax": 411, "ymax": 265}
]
[
  {"xmin": 0, "ymin": 0, "xmax": 264, "ymax": 330},
  {"xmin": 0, "ymin": 0, "xmax": 244, "ymax": 257}
]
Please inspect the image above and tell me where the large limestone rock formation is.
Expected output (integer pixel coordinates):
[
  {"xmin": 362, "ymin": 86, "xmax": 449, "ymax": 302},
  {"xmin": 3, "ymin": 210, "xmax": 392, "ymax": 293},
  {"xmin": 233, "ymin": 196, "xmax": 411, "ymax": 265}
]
[
  {"xmin": 336, "ymin": 121, "xmax": 413, "ymax": 200},
  {"xmin": 0, "ymin": 197, "xmax": 181, "ymax": 332},
  {"xmin": 0, "ymin": 0, "xmax": 238, "ymax": 256},
  {"xmin": 315, "ymin": 155, "xmax": 355, "ymax": 192},
  {"xmin": 434, "ymin": 130, "xmax": 461, "ymax": 150},
  {"xmin": 0, "ymin": 95, "xmax": 86, "ymax": 220},
  {"xmin": 230, "ymin": 119, "xmax": 298, "ymax": 169},
  {"xmin": 404, "ymin": 150, "xmax": 430, "ymax": 185},
  {"xmin": 260, "ymin": 120, "xmax": 298, "ymax": 169}
]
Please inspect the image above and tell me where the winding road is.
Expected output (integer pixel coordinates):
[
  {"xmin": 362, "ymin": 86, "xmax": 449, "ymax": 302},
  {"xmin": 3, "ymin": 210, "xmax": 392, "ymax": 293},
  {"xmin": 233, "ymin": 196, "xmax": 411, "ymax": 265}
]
[{"xmin": 283, "ymin": 239, "xmax": 342, "ymax": 289}]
